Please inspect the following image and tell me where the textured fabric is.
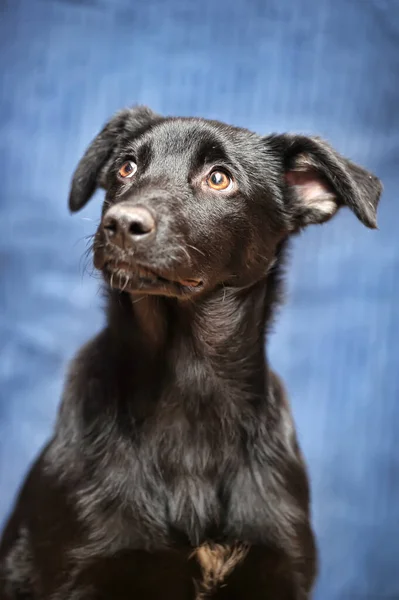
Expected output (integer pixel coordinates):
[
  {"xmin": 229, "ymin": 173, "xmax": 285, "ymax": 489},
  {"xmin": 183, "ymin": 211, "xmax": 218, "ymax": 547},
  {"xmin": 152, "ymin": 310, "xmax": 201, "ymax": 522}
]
[{"xmin": 0, "ymin": 1, "xmax": 398, "ymax": 598}]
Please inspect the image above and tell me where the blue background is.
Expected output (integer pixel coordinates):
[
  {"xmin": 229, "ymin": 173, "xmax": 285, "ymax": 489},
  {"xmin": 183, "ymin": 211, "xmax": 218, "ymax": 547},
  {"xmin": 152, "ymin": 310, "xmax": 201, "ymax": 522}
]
[{"xmin": 0, "ymin": 1, "xmax": 398, "ymax": 598}]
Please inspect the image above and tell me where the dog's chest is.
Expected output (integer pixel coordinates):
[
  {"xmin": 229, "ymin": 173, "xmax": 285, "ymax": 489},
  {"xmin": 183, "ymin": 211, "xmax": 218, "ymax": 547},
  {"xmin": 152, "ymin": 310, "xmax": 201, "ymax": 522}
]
[
  {"xmin": 137, "ymin": 398, "xmax": 250, "ymax": 543},
  {"xmin": 80, "ymin": 393, "xmax": 288, "ymax": 552}
]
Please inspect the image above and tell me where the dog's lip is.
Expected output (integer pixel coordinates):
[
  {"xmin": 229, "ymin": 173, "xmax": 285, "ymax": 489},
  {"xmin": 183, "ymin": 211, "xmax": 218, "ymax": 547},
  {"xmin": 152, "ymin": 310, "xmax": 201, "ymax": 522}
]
[{"xmin": 107, "ymin": 259, "xmax": 203, "ymax": 289}]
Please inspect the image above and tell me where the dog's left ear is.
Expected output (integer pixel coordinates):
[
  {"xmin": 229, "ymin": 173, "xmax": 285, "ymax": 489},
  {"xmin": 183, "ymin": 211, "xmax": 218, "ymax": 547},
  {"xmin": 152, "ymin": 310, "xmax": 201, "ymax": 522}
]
[{"xmin": 266, "ymin": 134, "xmax": 382, "ymax": 229}]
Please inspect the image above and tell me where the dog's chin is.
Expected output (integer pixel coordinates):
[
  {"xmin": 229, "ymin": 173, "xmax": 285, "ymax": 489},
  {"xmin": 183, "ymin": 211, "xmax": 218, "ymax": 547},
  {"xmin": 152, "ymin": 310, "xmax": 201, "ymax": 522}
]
[{"xmin": 99, "ymin": 258, "xmax": 204, "ymax": 299}]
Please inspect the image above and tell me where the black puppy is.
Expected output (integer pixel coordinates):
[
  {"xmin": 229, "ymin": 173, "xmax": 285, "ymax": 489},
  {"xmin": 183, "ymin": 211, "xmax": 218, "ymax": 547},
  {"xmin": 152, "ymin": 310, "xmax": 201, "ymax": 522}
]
[{"xmin": 0, "ymin": 107, "xmax": 382, "ymax": 599}]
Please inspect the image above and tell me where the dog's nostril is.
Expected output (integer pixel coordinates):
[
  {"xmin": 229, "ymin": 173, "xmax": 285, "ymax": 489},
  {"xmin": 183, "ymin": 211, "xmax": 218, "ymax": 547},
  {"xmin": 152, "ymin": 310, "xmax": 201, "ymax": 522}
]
[
  {"xmin": 103, "ymin": 217, "xmax": 118, "ymax": 236},
  {"xmin": 126, "ymin": 208, "xmax": 155, "ymax": 238},
  {"xmin": 128, "ymin": 219, "xmax": 152, "ymax": 236}
]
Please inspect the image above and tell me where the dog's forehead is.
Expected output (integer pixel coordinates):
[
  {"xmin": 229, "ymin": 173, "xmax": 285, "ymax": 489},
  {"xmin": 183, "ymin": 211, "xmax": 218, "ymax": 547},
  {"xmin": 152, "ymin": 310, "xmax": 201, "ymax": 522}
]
[{"xmin": 133, "ymin": 118, "xmax": 254, "ymax": 163}]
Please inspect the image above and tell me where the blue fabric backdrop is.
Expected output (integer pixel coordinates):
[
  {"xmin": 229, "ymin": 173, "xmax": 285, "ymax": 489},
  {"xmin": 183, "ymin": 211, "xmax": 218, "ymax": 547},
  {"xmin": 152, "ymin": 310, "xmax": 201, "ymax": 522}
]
[{"xmin": 1, "ymin": 1, "xmax": 398, "ymax": 598}]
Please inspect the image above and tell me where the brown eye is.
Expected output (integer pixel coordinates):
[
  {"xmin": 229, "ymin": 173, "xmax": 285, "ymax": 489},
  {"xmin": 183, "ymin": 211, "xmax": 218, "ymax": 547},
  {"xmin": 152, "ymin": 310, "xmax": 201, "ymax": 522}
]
[
  {"xmin": 118, "ymin": 160, "xmax": 137, "ymax": 179},
  {"xmin": 207, "ymin": 170, "xmax": 232, "ymax": 191}
]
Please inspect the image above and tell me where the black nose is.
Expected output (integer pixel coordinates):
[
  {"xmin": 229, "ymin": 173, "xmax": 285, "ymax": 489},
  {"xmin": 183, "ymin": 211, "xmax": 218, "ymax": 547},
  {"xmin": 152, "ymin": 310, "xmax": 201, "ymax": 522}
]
[{"xmin": 103, "ymin": 204, "xmax": 156, "ymax": 248}]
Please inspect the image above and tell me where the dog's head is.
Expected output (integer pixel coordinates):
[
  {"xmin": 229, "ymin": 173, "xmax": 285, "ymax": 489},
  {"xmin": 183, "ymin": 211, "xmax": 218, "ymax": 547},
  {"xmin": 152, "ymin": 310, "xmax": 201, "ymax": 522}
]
[{"xmin": 69, "ymin": 106, "xmax": 382, "ymax": 299}]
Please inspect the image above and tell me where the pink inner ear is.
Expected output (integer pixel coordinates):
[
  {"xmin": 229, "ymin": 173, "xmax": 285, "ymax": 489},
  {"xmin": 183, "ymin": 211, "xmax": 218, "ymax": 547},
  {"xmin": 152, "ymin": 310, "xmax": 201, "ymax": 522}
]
[{"xmin": 285, "ymin": 170, "xmax": 332, "ymax": 204}]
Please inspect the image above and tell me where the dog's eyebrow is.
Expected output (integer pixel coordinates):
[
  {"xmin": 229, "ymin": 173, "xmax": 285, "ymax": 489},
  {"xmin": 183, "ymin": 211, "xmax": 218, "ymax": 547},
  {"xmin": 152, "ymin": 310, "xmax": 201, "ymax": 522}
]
[
  {"xmin": 136, "ymin": 142, "xmax": 152, "ymax": 168},
  {"xmin": 123, "ymin": 141, "xmax": 152, "ymax": 167},
  {"xmin": 195, "ymin": 139, "xmax": 229, "ymax": 166}
]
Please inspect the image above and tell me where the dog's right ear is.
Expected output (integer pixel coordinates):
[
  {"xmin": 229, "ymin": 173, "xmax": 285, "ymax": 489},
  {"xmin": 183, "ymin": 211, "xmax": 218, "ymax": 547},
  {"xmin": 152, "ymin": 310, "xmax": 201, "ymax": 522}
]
[{"xmin": 68, "ymin": 106, "xmax": 159, "ymax": 212}]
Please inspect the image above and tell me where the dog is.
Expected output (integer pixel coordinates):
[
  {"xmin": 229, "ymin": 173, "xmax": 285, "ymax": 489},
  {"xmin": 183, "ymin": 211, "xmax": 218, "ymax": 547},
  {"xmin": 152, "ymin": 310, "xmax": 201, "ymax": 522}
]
[{"xmin": 0, "ymin": 106, "xmax": 382, "ymax": 599}]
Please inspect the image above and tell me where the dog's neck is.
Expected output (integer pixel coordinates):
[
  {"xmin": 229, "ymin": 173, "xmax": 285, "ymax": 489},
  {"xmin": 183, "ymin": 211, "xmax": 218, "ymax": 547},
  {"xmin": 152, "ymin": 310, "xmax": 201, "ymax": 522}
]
[
  {"xmin": 109, "ymin": 283, "xmax": 269, "ymax": 362},
  {"xmin": 105, "ymin": 243, "xmax": 286, "ymax": 409}
]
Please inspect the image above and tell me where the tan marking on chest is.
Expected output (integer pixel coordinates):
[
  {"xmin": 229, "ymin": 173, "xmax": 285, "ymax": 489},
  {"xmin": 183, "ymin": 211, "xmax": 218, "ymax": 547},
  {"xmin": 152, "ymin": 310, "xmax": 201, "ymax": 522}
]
[{"xmin": 193, "ymin": 543, "xmax": 249, "ymax": 598}]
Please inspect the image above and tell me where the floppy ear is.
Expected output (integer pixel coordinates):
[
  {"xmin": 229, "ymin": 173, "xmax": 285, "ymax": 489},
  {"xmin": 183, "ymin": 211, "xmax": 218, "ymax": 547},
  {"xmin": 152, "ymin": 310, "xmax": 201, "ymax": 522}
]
[
  {"xmin": 267, "ymin": 134, "xmax": 382, "ymax": 229},
  {"xmin": 68, "ymin": 105, "xmax": 159, "ymax": 212}
]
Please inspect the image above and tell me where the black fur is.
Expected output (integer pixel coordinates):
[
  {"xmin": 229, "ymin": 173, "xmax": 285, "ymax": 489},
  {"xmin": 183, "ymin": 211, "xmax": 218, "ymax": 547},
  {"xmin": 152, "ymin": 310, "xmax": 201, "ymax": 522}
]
[{"xmin": 0, "ymin": 106, "xmax": 382, "ymax": 599}]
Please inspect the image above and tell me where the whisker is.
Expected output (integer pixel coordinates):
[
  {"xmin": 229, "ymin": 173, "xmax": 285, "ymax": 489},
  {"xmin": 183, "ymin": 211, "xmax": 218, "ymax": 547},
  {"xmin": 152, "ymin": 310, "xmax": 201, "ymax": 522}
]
[
  {"xmin": 177, "ymin": 244, "xmax": 191, "ymax": 265},
  {"xmin": 186, "ymin": 244, "xmax": 206, "ymax": 257},
  {"xmin": 121, "ymin": 274, "xmax": 130, "ymax": 292},
  {"xmin": 79, "ymin": 247, "xmax": 94, "ymax": 280},
  {"xmin": 84, "ymin": 234, "xmax": 96, "ymax": 243}
]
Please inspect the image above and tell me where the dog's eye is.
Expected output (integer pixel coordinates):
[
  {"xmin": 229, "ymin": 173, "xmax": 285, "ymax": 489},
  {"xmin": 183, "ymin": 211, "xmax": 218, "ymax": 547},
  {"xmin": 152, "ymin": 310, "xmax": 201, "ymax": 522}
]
[
  {"xmin": 207, "ymin": 170, "xmax": 232, "ymax": 191},
  {"xmin": 118, "ymin": 161, "xmax": 137, "ymax": 179}
]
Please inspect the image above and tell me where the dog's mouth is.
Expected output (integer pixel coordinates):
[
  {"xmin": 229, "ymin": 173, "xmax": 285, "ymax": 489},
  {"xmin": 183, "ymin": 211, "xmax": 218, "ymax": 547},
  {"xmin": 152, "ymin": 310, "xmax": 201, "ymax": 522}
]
[{"xmin": 102, "ymin": 259, "xmax": 204, "ymax": 297}]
